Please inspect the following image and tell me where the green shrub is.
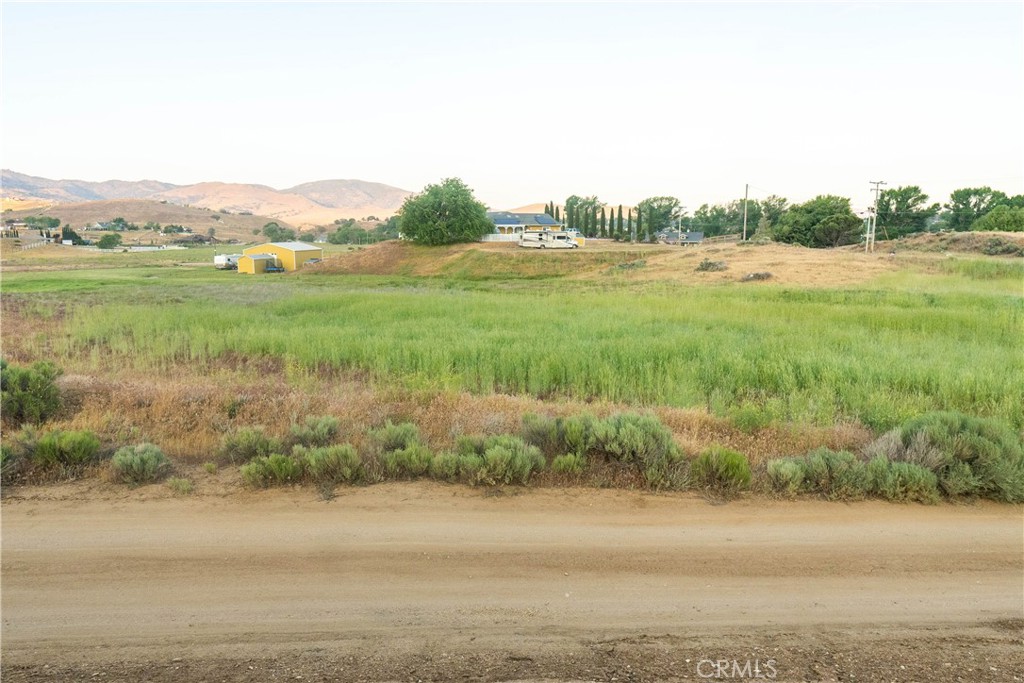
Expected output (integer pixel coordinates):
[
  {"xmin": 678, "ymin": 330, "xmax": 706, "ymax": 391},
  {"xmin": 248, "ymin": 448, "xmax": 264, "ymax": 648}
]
[
  {"xmin": 561, "ymin": 413, "xmax": 599, "ymax": 456},
  {"xmin": 220, "ymin": 427, "xmax": 281, "ymax": 464},
  {"xmin": 203, "ymin": 461, "xmax": 218, "ymax": 474},
  {"xmin": 590, "ymin": 413, "xmax": 684, "ymax": 487},
  {"xmin": 429, "ymin": 452, "xmax": 463, "ymax": 481},
  {"xmin": 289, "ymin": 415, "xmax": 340, "ymax": 447},
  {"xmin": 33, "ymin": 430, "xmax": 100, "ymax": 468},
  {"xmin": 552, "ymin": 453, "xmax": 587, "ymax": 475},
  {"xmin": 799, "ymin": 448, "xmax": 869, "ymax": 500},
  {"xmin": 480, "ymin": 436, "xmax": 545, "ymax": 485},
  {"xmin": 520, "ymin": 413, "xmax": 561, "ymax": 455},
  {"xmin": 456, "ymin": 453, "xmax": 487, "ymax": 484},
  {"xmin": 241, "ymin": 453, "xmax": 302, "ymax": 487},
  {"xmin": 166, "ymin": 477, "xmax": 194, "ymax": 495},
  {"xmin": 110, "ymin": 443, "xmax": 172, "ymax": 485},
  {"xmin": 381, "ymin": 444, "xmax": 434, "ymax": 479},
  {"xmin": 690, "ymin": 446, "xmax": 751, "ymax": 491},
  {"xmin": 299, "ymin": 444, "xmax": 362, "ymax": 484},
  {"xmin": 1, "ymin": 359, "xmax": 62, "ymax": 426},
  {"xmin": 766, "ymin": 458, "xmax": 805, "ymax": 497},
  {"xmin": 896, "ymin": 412, "xmax": 1024, "ymax": 502},
  {"xmin": 367, "ymin": 421, "xmax": 420, "ymax": 453},
  {"xmin": 866, "ymin": 457, "xmax": 940, "ymax": 504},
  {"xmin": 729, "ymin": 405, "xmax": 772, "ymax": 433}
]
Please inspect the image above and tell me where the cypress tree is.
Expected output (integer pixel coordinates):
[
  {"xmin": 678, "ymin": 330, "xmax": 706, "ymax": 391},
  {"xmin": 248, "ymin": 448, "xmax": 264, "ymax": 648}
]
[
  {"xmin": 636, "ymin": 210, "xmax": 643, "ymax": 242},
  {"xmin": 600, "ymin": 207, "xmax": 607, "ymax": 237},
  {"xmin": 617, "ymin": 205, "xmax": 624, "ymax": 236},
  {"xmin": 555, "ymin": 205, "xmax": 561, "ymax": 223}
]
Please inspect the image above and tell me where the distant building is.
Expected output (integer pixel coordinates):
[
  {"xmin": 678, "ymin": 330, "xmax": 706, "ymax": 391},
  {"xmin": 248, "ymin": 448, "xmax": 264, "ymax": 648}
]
[
  {"xmin": 239, "ymin": 241, "xmax": 323, "ymax": 274},
  {"xmin": 486, "ymin": 212, "xmax": 563, "ymax": 236}
]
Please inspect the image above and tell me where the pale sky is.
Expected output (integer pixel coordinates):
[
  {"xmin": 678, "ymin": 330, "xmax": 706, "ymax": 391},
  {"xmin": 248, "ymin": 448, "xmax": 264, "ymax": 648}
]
[{"xmin": 2, "ymin": 1, "xmax": 1022, "ymax": 212}]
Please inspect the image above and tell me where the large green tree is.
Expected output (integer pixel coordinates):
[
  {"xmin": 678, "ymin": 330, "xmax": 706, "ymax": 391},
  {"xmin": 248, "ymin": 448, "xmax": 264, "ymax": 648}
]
[
  {"xmin": 635, "ymin": 196, "xmax": 681, "ymax": 233},
  {"xmin": 97, "ymin": 233, "xmax": 123, "ymax": 249},
  {"xmin": 876, "ymin": 185, "xmax": 939, "ymax": 238},
  {"xmin": 262, "ymin": 222, "xmax": 296, "ymax": 242},
  {"xmin": 971, "ymin": 205, "xmax": 1024, "ymax": 232},
  {"xmin": 772, "ymin": 195, "xmax": 862, "ymax": 248},
  {"xmin": 397, "ymin": 178, "xmax": 492, "ymax": 245},
  {"xmin": 943, "ymin": 187, "xmax": 1008, "ymax": 231}
]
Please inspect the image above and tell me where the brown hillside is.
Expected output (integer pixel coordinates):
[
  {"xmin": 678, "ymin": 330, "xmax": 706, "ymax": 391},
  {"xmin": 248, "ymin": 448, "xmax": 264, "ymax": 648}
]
[{"xmin": 3, "ymin": 199, "xmax": 285, "ymax": 241}]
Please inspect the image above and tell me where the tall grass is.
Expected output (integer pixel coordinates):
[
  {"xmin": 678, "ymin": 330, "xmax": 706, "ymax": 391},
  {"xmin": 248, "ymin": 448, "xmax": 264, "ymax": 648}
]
[{"xmin": 23, "ymin": 279, "xmax": 1024, "ymax": 431}]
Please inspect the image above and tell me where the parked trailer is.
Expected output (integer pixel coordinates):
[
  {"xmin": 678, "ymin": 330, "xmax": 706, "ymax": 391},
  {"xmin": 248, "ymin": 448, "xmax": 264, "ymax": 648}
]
[
  {"xmin": 214, "ymin": 254, "xmax": 242, "ymax": 270},
  {"xmin": 518, "ymin": 231, "xmax": 579, "ymax": 249}
]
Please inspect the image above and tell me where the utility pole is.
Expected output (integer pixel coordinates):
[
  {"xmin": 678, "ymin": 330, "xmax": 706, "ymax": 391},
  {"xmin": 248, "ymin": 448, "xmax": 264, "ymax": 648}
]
[
  {"xmin": 742, "ymin": 183, "xmax": 749, "ymax": 241},
  {"xmin": 868, "ymin": 180, "xmax": 886, "ymax": 253}
]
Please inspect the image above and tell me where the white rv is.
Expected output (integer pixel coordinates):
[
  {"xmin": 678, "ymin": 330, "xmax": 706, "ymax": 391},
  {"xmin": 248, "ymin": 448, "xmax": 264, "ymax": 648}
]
[
  {"xmin": 518, "ymin": 231, "xmax": 579, "ymax": 249},
  {"xmin": 214, "ymin": 253, "xmax": 242, "ymax": 270}
]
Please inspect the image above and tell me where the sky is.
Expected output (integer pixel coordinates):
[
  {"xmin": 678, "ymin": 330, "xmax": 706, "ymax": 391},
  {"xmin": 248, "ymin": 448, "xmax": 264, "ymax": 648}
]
[{"xmin": 2, "ymin": 1, "xmax": 1022, "ymax": 212}]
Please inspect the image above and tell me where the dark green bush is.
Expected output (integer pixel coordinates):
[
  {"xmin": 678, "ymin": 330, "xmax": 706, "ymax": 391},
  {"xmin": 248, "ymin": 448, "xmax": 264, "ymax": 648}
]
[
  {"xmin": 865, "ymin": 456, "xmax": 940, "ymax": 503},
  {"xmin": 1, "ymin": 359, "xmax": 62, "ymax": 426},
  {"xmin": 800, "ymin": 448, "xmax": 869, "ymax": 500},
  {"xmin": 220, "ymin": 427, "xmax": 281, "ymax": 464},
  {"xmin": 241, "ymin": 453, "xmax": 302, "ymax": 487},
  {"xmin": 429, "ymin": 452, "xmax": 463, "ymax": 481},
  {"xmin": 381, "ymin": 443, "xmax": 434, "ymax": 479},
  {"xmin": 297, "ymin": 444, "xmax": 362, "ymax": 484},
  {"xmin": 110, "ymin": 443, "xmax": 171, "ymax": 485},
  {"xmin": 289, "ymin": 415, "xmax": 340, "ymax": 447},
  {"xmin": 33, "ymin": 430, "xmax": 100, "ymax": 468},
  {"xmin": 591, "ymin": 413, "xmax": 684, "ymax": 487},
  {"xmin": 520, "ymin": 413, "xmax": 561, "ymax": 455},
  {"xmin": 367, "ymin": 421, "xmax": 420, "ymax": 453},
  {"xmin": 446, "ymin": 434, "xmax": 544, "ymax": 485},
  {"xmin": 690, "ymin": 446, "xmax": 751, "ymax": 491}
]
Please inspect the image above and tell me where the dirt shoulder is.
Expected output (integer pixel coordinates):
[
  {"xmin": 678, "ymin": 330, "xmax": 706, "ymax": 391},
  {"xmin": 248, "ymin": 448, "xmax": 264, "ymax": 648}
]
[{"xmin": 2, "ymin": 483, "xmax": 1022, "ymax": 682}]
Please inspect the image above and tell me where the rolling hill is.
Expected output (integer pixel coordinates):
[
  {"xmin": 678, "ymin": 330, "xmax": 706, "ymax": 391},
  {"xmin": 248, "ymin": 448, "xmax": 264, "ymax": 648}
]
[{"xmin": 2, "ymin": 170, "xmax": 412, "ymax": 227}]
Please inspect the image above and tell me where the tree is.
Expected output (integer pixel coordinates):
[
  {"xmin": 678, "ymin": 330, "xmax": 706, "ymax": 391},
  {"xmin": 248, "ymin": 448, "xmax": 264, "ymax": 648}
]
[
  {"xmin": 971, "ymin": 205, "xmax": 1024, "ymax": 232},
  {"xmin": 397, "ymin": 177, "xmax": 492, "ymax": 246},
  {"xmin": 24, "ymin": 216, "xmax": 60, "ymax": 230},
  {"xmin": 635, "ymin": 208, "xmax": 643, "ymax": 241},
  {"xmin": 617, "ymin": 205, "xmax": 624, "ymax": 236},
  {"xmin": 772, "ymin": 195, "xmax": 861, "ymax": 248},
  {"xmin": 554, "ymin": 205, "xmax": 561, "ymax": 223},
  {"xmin": 207, "ymin": 227, "xmax": 217, "ymax": 239},
  {"xmin": 691, "ymin": 203, "xmax": 733, "ymax": 237},
  {"xmin": 97, "ymin": 233, "xmax": 123, "ymax": 249},
  {"xmin": 262, "ymin": 222, "xmax": 296, "ymax": 242},
  {"xmin": 876, "ymin": 186, "xmax": 939, "ymax": 238},
  {"xmin": 636, "ymin": 196, "xmax": 681, "ymax": 234},
  {"xmin": 759, "ymin": 195, "xmax": 789, "ymax": 229},
  {"xmin": 600, "ymin": 207, "xmax": 607, "ymax": 237},
  {"xmin": 944, "ymin": 187, "xmax": 1008, "ymax": 231},
  {"xmin": 60, "ymin": 225, "xmax": 83, "ymax": 244}
]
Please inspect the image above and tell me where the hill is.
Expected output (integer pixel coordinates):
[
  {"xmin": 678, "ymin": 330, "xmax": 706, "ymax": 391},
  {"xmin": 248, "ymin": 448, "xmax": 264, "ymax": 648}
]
[
  {"xmin": 1, "ymin": 169, "xmax": 178, "ymax": 203},
  {"xmin": 2, "ymin": 170, "xmax": 411, "ymax": 227},
  {"xmin": 3, "ymin": 199, "xmax": 284, "ymax": 242}
]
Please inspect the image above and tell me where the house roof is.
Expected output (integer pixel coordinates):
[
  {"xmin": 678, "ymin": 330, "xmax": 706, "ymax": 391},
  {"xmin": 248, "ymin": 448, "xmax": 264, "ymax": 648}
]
[
  {"xmin": 487, "ymin": 212, "xmax": 561, "ymax": 227},
  {"xmin": 266, "ymin": 241, "xmax": 322, "ymax": 251}
]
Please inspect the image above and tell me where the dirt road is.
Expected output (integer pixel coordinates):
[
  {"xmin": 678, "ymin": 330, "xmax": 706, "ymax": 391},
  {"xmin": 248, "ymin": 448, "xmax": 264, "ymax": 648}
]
[{"xmin": 2, "ymin": 483, "xmax": 1022, "ymax": 682}]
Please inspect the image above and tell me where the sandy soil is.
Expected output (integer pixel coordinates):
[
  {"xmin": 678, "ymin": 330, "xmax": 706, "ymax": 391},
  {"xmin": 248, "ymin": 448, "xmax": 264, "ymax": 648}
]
[{"xmin": 2, "ymin": 483, "xmax": 1022, "ymax": 682}]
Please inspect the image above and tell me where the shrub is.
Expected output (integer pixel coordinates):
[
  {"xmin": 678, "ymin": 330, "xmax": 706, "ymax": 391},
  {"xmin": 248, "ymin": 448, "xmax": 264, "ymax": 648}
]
[
  {"xmin": 1, "ymin": 359, "xmax": 62, "ymax": 426},
  {"xmin": 430, "ymin": 452, "xmax": 463, "ymax": 481},
  {"xmin": 520, "ymin": 413, "xmax": 561, "ymax": 455},
  {"xmin": 690, "ymin": 446, "xmax": 751, "ymax": 492},
  {"xmin": 866, "ymin": 456, "xmax": 940, "ymax": 504},
  {"xmin": 552, "ymin": 453, "xmax": 587, "ymax": 475},
  {"xmin": 289, "ymin": 415, "xmax": 340, "ymax": 447},
  {"xmin": 696, "ymin": 258, "xmax": 727, "ymax": 272},
  {"xmin": 367, "ymin": 421, "xmax": 420, "ymax": 453},
  {"xmin": 766, "ymin": 459, "xmax": 805, "ymax": 497},
  {"xmin": 110, "ymin": 443, "xmax": 172, "ymax": 485},
  {"xmin": 381, "ymin": 444, "xmax": 434, "ymax": 479},
  {"xmin": 299, "ymin": 444, "xmax": 362, "ymax": 484},
  {"xmin": 203, "ymin": 462, "xmax": 218, "ymax": 474},
  {"xmin": 560, "ymin": 413, "xmax": 599, "ymax": 456},
  {"xmin": 800, "ymin": 448, "xmax": 869, "ymax": 500},
  {"xmin": 166, "ymin": 477, "xmax": 194, "ymax": 495},
  {"xmin": 220, "ymin": 427, "xmax": 281, "ymax": 464},
  {"xmin": 241, "ymin": 453, "xmax": 302, "ymax": 487},
  {"xmin": 33, "ymin": 430, "xmax": 100, "ymax": 468},
  {"xmin": 480, "ymin": 436, "xmax": 545, "ymax": 485},
  {"xmin": 895, "ymin": 412, "xmax": 1024, "ymax": 502}
]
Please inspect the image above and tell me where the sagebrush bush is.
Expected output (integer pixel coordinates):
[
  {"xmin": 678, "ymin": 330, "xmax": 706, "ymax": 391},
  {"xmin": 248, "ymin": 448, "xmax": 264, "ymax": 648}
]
[
  {"xmin": 220, "ymin": 427, "xmax": 281, "ymax": 464},
  {"xmin": 241, "ymin": 453, "xmax": 302, "ymax": 487},
  {"xmin": 299, "ymin": 444, "xmax": 362, "ymax": 484},
  {"xmin": 1, "ymin": 359, "xmax": 62, "ymax": 426},
  {"xmin": 889, "ymin": 412, "xmax": 1024, "ymax": 502},
  {"xmin": 520, "ymin": 413, "xmax": 561, "ymax": 455},
  {"xmin": 690, "ymin": 446, "xmax": 751, "ymax": 491},
  {"xmin": 591, "ymin": 413, "xmax": 684, "ymax": 487},
  {"xmin": 289, "ymin": 415, "xmax": 340, "ymax": 447},
  {"xmin": 552, "ymin": 453, "xmax": 587, "ymax": 475},
  {"xmin": 481, "ymin": 436, "xmax": 545, "ymax": 485},
  {"xmin": 33, "ymin": 429, "xmax": 100, "ymax": 468},
  {"xmin": 800, "ymin": 448, "xmax": 869, "ymax": 500},
  {"xmin": 110, "ymin": 443, "xmax": 172, "ymax": 485},
  {"xmin": 381, "ymin": 444, "xmax": 434, "ymax": 479},
  {"xmin": 367, "ymin": 421, "xmax": 420, "ymax": 453},
  {"xmin": 766, "ymin": 458, "xmax": 805, "ymax": 497},
  {"xmin": 429, "ymin": 452, "xmax": 463, "ymax": 481},
  {"xmin": 865, "ymin": 456, "xmax": 940, "ymax": 503}
]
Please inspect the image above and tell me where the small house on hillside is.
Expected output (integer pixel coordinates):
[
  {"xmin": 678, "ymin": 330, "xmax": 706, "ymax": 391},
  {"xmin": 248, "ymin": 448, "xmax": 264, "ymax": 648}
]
[{"xmin": 239, "ymin": 241, "xmax": 322, "ymax": 274}]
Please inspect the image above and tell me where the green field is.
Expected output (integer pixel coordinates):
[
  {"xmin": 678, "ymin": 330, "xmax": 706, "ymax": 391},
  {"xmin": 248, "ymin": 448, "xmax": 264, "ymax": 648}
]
[{"xmin": 4, "ymin": 252, "xmax": 1020, "ymax": 432}]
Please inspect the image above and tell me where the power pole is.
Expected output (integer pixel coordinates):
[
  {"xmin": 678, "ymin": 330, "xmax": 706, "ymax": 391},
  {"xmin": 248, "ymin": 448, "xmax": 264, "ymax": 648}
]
[
  {"xmin": 868, "ymin": 180, "xmax": 886, "ymax": 253},
  {"xmin": 742, "ymin": 183, "xmax": 749, "ymax": 241}
]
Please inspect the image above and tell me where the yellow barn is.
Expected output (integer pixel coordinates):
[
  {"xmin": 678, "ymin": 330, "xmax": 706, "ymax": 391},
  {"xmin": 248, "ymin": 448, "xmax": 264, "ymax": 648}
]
[{"xmin": 239, "ymin": 242, "xmax": 323, "ymax": 274}]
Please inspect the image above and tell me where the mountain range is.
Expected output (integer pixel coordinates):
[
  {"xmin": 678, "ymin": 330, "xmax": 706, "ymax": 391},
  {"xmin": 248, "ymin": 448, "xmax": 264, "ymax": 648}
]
[{"xmin": 1, "ymin": 170, "xmax": 412, "ymax": 226}]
